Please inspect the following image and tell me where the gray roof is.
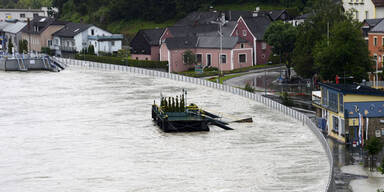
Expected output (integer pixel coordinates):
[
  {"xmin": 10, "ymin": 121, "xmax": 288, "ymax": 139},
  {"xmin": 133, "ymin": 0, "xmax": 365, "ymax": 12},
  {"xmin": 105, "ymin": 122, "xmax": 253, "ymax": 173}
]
[
  {"xmin": 53, "ymin": 22, "xmax": 93, "ymax": 38},
  {"xmin": 370, "ymin": 19, "xmax": 384, "ymax": 33},
  {"xmin": 243, "ymin": 16, "xmax": 272, "ymax": 39},
  {"xmin": 225, "ymin": 10, "xmax": 252, "ymax": 21},
  {"xmin": 197, "ymin": 36, "xmax": 244, "ymax": 49},
  {"xmin": 142, "ymin": 28, "xmax": 165, "ymax": 45},
  {"xmin": 364, "ymin": 18, "xmax": 384, "ymax": 27},
  {"xmin": 165, "ymin": 36, "xmax": 245, "ymax": 50},
  {"xmin": 296, "ymin": 12, "xmax": 312, "ymax": 20},
  {"xmin": 198, "ymin": 21, "xmax": 237, "ymax": 37},
  {"xmin": 174, "ymin": 11, "xmax": 220, "ymax": 26},
  {"xmin": 168, "ymin": 24, "xmax": 219, "ymax": 37},
  {"xmin": 3, "ymin": 22, "xmax": 27, "ymax": 34},
  {"xmin": 21, "ymin": 16, "xmax": 67, "ymax": 34},
  {"xmin": 0, "ymin": 22, "xmax": 12, "ymax": 31},
  {"xmin": 261, "ymin": 10, "xmax": 287, "ymax": 21},
  {"xmin": 165, "ymin": 36, "xmax": 198, "ymax": 50}
]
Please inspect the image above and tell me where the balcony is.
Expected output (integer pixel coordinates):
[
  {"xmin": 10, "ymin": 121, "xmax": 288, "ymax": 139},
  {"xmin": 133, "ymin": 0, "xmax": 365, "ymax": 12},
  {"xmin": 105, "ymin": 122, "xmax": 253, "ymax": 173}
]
[{"xmin": 50, "ymin": 45, "xmax": 77, "ymax": 52}]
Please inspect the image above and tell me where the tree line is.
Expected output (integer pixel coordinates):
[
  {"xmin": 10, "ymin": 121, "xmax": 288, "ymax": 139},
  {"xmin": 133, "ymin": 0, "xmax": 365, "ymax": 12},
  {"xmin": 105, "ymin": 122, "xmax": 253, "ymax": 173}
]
[{"xmin": 49, "ymin": 0, "xmax": 312, "ymax": 25}]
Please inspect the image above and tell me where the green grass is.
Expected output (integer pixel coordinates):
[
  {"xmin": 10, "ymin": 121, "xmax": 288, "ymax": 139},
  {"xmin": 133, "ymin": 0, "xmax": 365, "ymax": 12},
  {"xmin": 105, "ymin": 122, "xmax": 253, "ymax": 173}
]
[
  {"xmin": 107, "ymin": 19, "xmax": 177, "ymax": 41},
  {"xmin": 214, "ymin": 2, "xmax": 285, "ymax": 11}
]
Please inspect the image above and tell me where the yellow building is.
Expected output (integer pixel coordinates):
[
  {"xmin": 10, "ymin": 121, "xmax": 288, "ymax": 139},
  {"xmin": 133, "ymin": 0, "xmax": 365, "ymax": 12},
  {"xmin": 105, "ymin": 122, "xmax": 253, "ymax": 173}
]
[{"xmin": 313, "ymin": 83, "xmax": 384, "ymax": 145}]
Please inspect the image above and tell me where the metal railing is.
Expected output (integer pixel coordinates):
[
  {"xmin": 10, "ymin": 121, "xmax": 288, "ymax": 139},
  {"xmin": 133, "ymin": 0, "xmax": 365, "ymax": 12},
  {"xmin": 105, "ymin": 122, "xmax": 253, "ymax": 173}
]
[{"xmin": 56, "ymin": 57, "xmax": 334, "ymax": 192}]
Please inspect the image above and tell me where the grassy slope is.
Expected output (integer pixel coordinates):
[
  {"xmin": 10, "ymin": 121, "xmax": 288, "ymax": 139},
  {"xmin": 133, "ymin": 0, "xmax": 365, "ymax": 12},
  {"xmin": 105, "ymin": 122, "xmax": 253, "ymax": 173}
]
[{"xmin": 107, "ymin": 19, "xmax": 177, "ymax": 42}]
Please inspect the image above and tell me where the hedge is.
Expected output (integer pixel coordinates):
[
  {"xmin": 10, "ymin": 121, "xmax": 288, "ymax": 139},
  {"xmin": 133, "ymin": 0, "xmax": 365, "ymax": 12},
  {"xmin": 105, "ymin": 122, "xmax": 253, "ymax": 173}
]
[{"xmin": 75, "ymin": 54, "xmax": 168, "ymax": 70}]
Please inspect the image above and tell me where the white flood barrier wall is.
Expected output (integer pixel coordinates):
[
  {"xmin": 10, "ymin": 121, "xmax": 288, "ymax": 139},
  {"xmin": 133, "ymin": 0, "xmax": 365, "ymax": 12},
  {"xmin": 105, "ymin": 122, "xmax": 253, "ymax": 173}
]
[{"xmin": 57, "ymin": 57, "xmax": 334, "ymax": 192}]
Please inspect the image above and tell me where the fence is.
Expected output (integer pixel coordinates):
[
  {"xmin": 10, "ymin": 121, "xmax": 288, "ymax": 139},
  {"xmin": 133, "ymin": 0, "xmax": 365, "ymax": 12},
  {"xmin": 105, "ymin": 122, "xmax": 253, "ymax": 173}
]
[{"xmin": 56, "ymin": 57, "xmax": 334, "ymax": 192}]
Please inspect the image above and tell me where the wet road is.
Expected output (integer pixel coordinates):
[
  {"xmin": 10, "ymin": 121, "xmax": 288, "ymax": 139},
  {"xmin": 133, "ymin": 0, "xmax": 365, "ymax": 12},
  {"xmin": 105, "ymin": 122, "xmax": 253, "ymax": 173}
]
[{"xmin": 0, "ymin": 67, "xmax": 329, "ymax": 191}]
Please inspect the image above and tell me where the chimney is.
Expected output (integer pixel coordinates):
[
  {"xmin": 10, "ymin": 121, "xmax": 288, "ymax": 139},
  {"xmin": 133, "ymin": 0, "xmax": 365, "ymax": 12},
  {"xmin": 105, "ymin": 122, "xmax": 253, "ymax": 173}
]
[{"xmin": 253, "ymin": 7, "xmax": 260, "ymax": 17}]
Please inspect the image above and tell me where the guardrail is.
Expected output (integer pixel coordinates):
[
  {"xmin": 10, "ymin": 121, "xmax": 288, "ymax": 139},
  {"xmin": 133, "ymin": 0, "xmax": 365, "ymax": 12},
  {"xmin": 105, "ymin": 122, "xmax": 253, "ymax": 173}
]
[{"xmin": 56, "ymin": 57, "xmax": 334, "ymax": 192}]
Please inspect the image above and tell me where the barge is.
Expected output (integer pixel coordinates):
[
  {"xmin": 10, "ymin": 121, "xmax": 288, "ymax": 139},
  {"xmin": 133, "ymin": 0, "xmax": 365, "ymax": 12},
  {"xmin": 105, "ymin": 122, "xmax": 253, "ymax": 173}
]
[
  {"xmin": 0, "ymin": 54, "xmax": 65, "ymax": 72},
  {"xmin": 152, "ymin": 93, "xmax": 233, "ymax": 132}
]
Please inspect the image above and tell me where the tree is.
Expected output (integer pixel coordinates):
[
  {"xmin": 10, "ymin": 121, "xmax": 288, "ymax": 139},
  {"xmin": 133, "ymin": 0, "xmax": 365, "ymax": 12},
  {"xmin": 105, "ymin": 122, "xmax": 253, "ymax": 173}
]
[
  {"xmin": 183, "ymin": 50, "xmax": 197, "ymax": 65},
  {"xmin": 365, "ymin": 137, "xmax": 383, "ymax": 171},
  {"xmin": 7, "ymin": 38, "xmax": 13, "ymax": 54},
  {"xmin": 313, "ymin": 20, "xmax": 371, "ymax": 83},
  {"xmin": 264, "ymin": 21, "xmax": 297, "ymax": 79},
  {"xmin": 88, "ymin": 44, "xmax": 95, "ymax": 55},
  {"xmin": 18, "ymin": 39, "xmax": 28, "ymax": 53},
  {"xmin": 293, "ymin": 0, "xmax": 346, "ymax": 78}
]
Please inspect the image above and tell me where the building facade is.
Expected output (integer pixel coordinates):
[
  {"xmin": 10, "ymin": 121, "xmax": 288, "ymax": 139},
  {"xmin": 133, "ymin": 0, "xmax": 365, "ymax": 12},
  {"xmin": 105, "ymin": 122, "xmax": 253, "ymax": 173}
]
[
  {"xmin": 0, "ymin": 8, "xmax": 48, "ymax": 22},
  {"xmin": 313, "ymin": 83, "xmax": 384, "ymax": 144},
  {"xmin": 342, "ymin": 0, "xmax": 384, "ymax": 22},
  {"xmin": 160, "ymin": 36, "xmax": 253, "ymax": 72},
  {"xmin": 20, "ymin": 16, "xmax": 66, "ymax": 52},
  {"xmin": 52, "ymin": 23, "xmax": 122, "ymax": 56}
]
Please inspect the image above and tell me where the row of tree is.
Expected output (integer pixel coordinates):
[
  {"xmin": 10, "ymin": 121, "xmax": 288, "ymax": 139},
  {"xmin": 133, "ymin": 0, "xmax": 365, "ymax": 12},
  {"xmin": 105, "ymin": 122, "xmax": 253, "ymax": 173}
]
[
  {"xmin": 160, "ymin": 95, "xmax": 185, "ymax": 113},
  {"xmin": 264, "ymin": 0, "xmax": 372, "ymax": 83}
]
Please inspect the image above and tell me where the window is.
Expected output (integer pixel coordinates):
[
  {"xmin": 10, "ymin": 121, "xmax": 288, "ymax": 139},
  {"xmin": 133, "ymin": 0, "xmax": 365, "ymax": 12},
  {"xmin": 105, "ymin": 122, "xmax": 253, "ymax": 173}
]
[
  {"xmin": 111, "ymin": 41, "xmax": 115, "ymax": 46},
  {"xmin": 382, "ymin": 37, "xmax": 384, "ymax": 46},
  {"xmin": 321, "ymin": 88, "xmax": 327, "ymax": 105},
  {"xmin": 239, "ymin": 54, "xmax": 246, "ymax": 63},
  {"xmin": 91, "ymin": 29, "xmax": 95, "ymax": 36},
  {"xmin": 20, "ymin": 14, "xmax": 25, "ymax": 18},
  {"xmin": 242, "ymin": 30, "xmax": 247, "ymax": 36},
  {"xmin": 33, "ymin": 13, "xmax": 38, "ymax": 17},
  {"xmin": 366, "ymin": 11, "xmax": 368, "ymax": 19},
  {"xmin": 329, "ymin": 91, "xmax": 338, "ymax": 111},
  {"xmin": 71, "ymin": 41, "xmax": 75, "ymax": 47},
  {"xmin": 374, "ymin": 36, "xmax": 378, "ymax": 46},
  {"xmin": 183, "ymin": 54, "xmax": 190, "ymax": 64},
  {"xmin": 262, "ymin": 42, "xmax": 267, "ymax": 50},
  {"xmin": 333, "ymin": 116, "xmax": 339, "ymax": 133},
  {"xmin": 240, "ymin": 43, "xmax": 244, "ymax": 48},
  {"xmin": 54, "ymin": 39, "xmax": 58, "ymax": 45},
  {"xmin": 207, "ymin": 54, "xmax": 212, "ymax": 66},
  {"xmin": 355, "ymin": 11, "xmax": 359, "ymax": 20},
  {"xmin": 339, "ymin": 94, "xmax": 343, "ymax": 112},
  {"xmin": 196, "ymin": 54, "xmax": 202, "ymax": 63},
  {"xmin": 48, "ymin": 40, "xmax": 52, "ymax": 46},
  {"xmin": 220, "ymin": 54, "xmax": 226, "ymax": 64},
  {"xmin": 236, "ymin": 30, "xmax": 239, "ymax": 36},
  {"xmin": 136, "ymin": 57, "xmax": 138, "ymax": 60},
  {"xmin": 145, "ymin": 58, "xmax": 148, "ymax": 61}
]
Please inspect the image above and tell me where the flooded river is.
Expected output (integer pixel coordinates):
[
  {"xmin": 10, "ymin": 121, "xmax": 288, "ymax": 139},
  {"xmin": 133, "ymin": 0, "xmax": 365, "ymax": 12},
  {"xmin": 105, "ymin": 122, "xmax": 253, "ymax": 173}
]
[{"xmin": 0, "ymin": 67, "xmax": 329, "ymax": 192}]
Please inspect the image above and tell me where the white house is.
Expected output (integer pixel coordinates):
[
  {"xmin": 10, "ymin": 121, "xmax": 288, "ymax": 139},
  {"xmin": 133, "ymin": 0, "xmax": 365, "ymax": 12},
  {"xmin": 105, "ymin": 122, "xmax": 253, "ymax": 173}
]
[
  {"xmin": 342, "ymin": 0, "xmax": 384, "ymax": 22},
  {"xmin": 0, "ymin": 7, "xmax": 55, "ymax": 22},
  {"xmin": 51, "ymin": 22, "xmax": 123, "ymax": 56}
]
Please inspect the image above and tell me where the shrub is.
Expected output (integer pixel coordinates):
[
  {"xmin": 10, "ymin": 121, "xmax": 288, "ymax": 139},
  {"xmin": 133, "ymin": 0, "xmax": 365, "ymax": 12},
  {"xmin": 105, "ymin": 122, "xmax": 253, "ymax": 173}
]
[
  {"xmin": 41, "ymin": 47, "xmax": 54, "ymax": 56},
  {"xmin": 75, "ymin": 54, "xmax": 168, "ymax": 70},
  {"xmin": 280, "ymin": 92, "xmax": 293, "ymax": 106},
  {"xmin": 244, "ymin": 82, "xmax": 255, "ymax": 93}
]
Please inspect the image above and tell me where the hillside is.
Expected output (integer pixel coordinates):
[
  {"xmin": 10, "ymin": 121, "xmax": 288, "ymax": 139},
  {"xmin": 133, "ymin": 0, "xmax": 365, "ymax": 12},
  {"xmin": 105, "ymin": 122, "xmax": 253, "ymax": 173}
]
[{"xmin": 0, "ymin": 0, "xmax": 311, "ymax": 42}]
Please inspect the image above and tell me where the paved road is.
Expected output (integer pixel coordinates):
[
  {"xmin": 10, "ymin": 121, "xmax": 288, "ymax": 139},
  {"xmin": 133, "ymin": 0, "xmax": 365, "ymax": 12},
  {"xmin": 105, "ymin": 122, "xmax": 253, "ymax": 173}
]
[{"xmin": 223, "ymin": 66, "xmax": 284, "ymax": 92}]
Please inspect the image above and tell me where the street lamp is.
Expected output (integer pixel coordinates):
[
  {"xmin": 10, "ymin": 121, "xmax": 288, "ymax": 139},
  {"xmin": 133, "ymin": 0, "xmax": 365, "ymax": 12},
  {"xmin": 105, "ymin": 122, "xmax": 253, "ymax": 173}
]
[{"xmin": 211, "ymin": 14, "xmax": 227, "ymax": 83}]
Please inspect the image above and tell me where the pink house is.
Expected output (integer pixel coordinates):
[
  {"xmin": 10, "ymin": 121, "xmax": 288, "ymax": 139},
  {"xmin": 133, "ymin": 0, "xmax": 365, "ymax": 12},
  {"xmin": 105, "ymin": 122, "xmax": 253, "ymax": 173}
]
[
  {"xmin": 130, "ymin": 28, "xmax": 165, "ymax": 61},
  {"xmin": 160, "ymin": 36, "xmax": 253, "ymax": 72},
  {"xmin": 230, "ymin": 15, "xmax": 273, "ymax": 65}
]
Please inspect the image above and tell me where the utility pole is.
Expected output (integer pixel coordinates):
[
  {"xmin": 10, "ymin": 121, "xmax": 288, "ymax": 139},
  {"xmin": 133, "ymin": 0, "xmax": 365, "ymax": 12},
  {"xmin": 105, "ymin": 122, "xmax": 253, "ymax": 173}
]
[{"xmin": 211, "ymin": 13, "xmax": 227, "ymax": 83}]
